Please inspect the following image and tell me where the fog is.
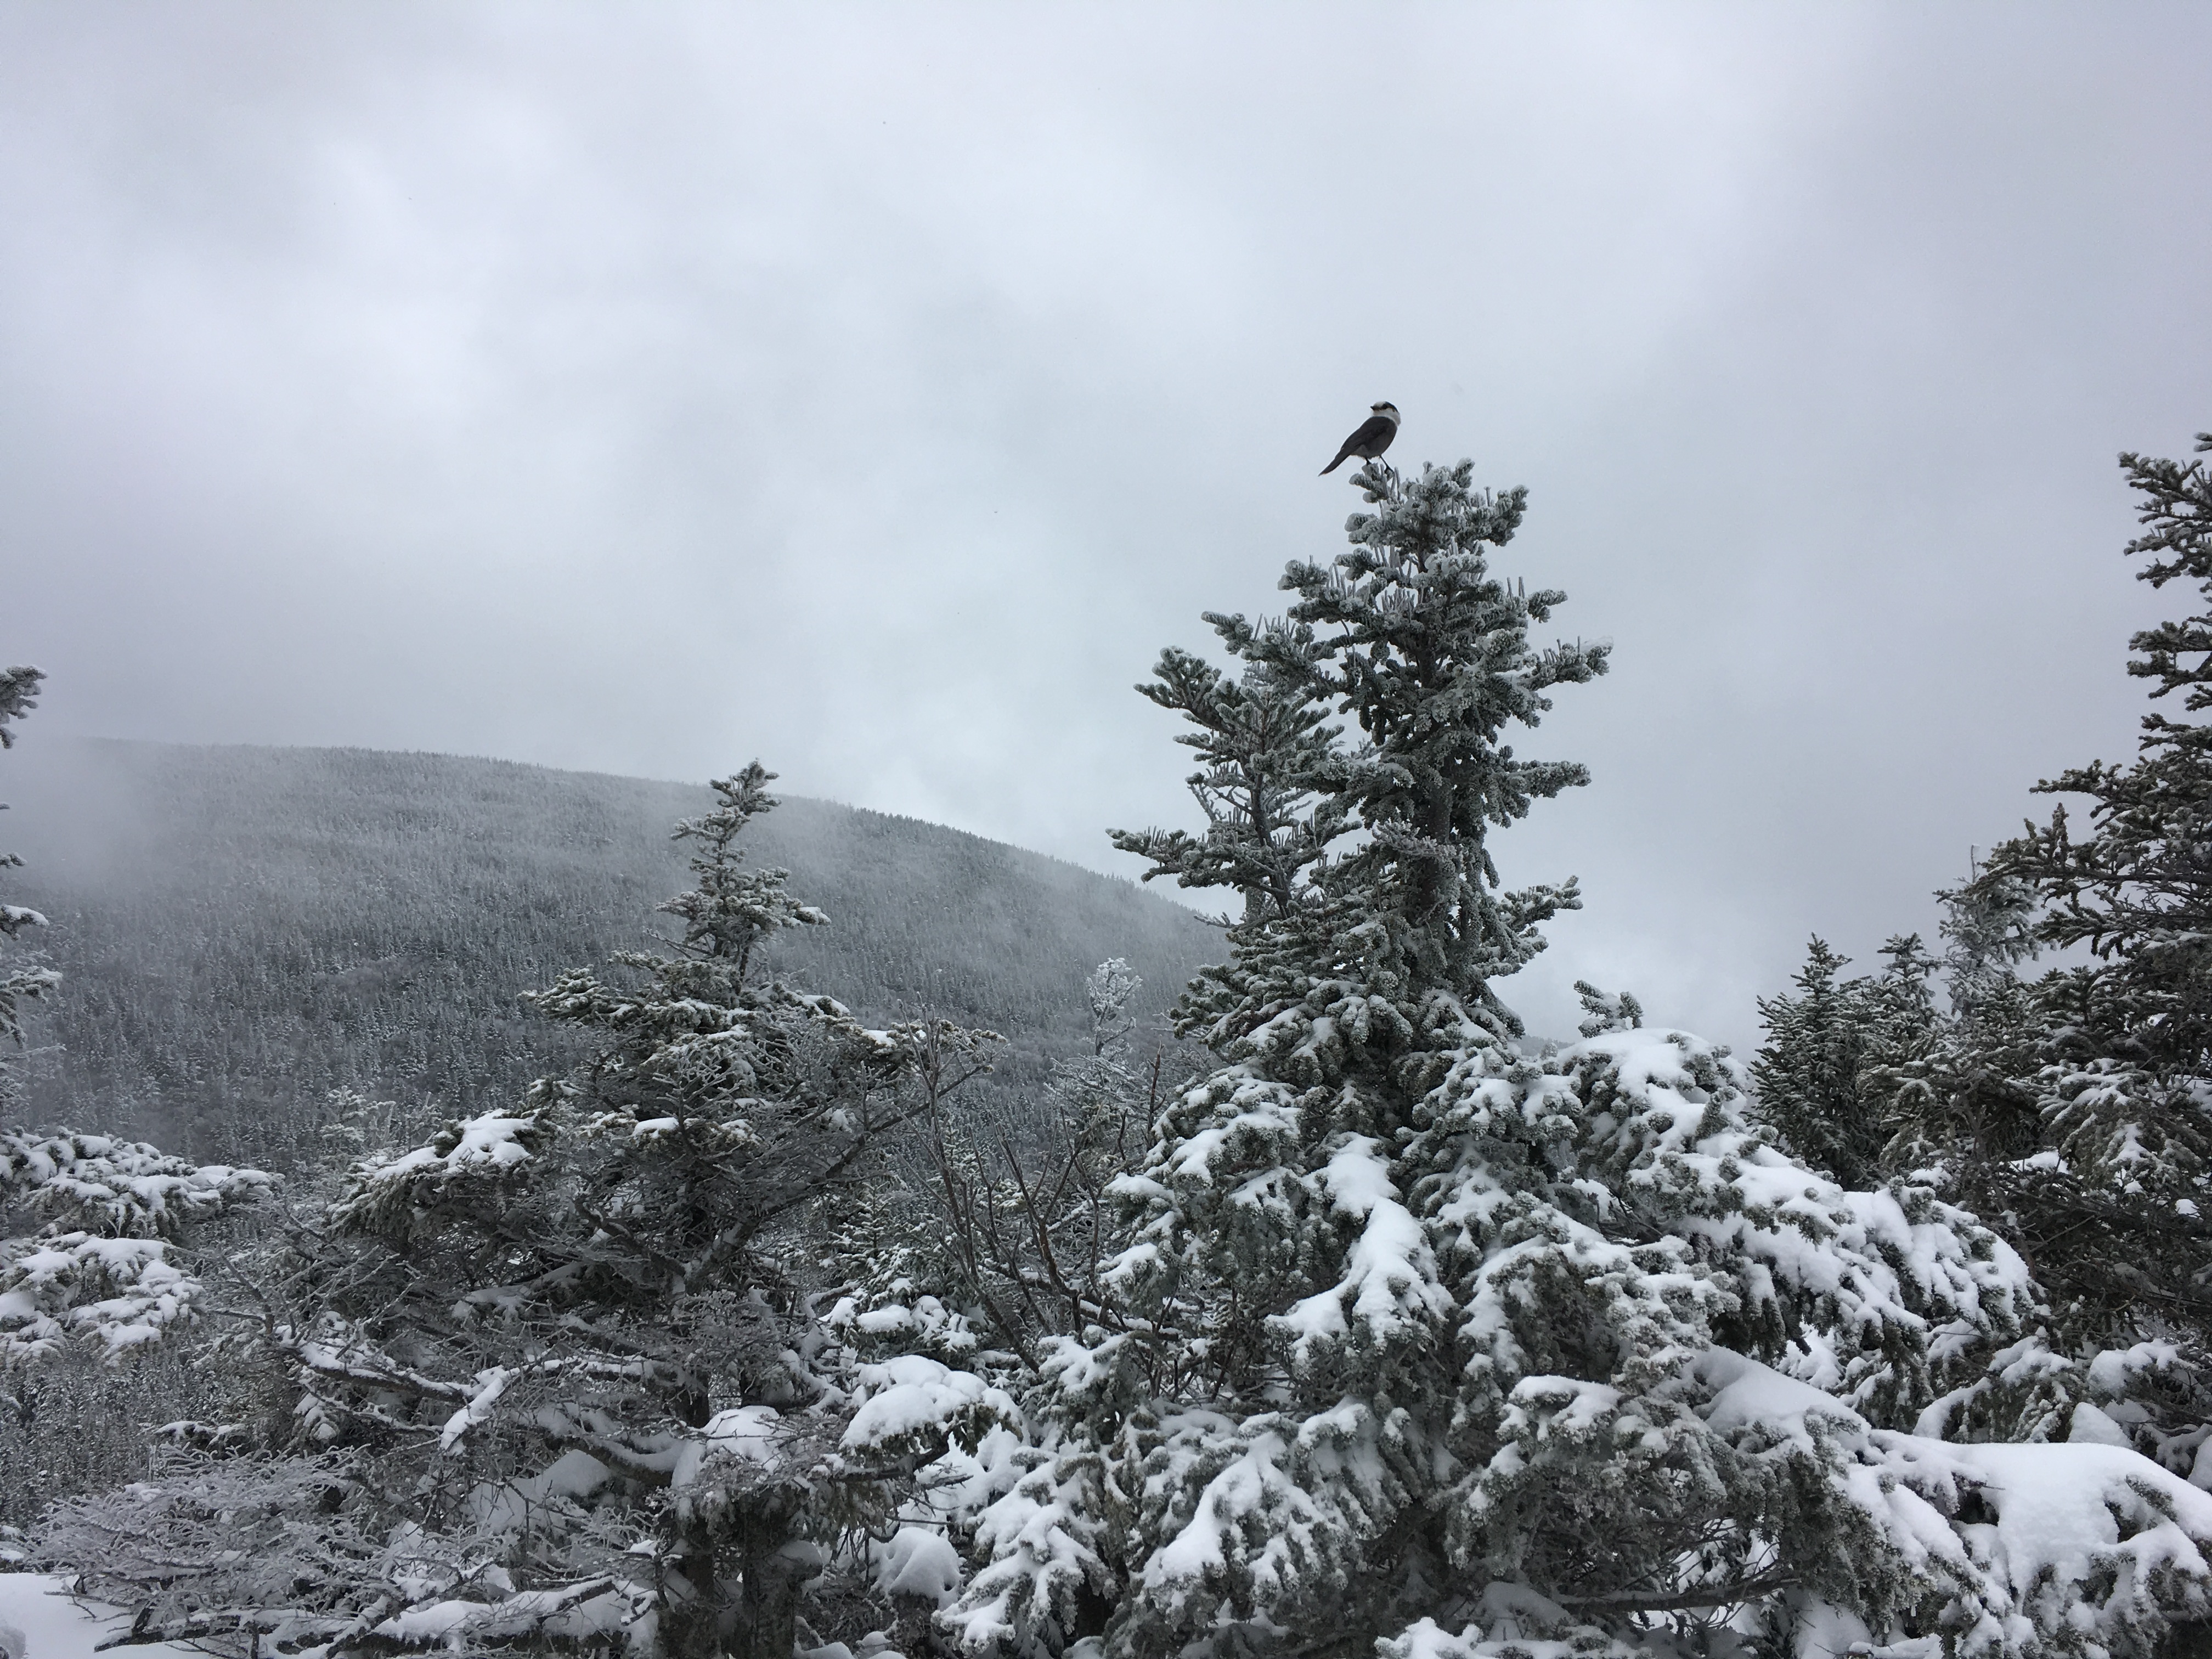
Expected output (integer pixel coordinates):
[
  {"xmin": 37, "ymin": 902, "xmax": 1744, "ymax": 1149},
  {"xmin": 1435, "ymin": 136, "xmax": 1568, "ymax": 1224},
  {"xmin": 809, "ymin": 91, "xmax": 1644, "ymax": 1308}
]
[{"xmin": 3, "ymin": 4, "xmax": 2208, "ymax": 1047}]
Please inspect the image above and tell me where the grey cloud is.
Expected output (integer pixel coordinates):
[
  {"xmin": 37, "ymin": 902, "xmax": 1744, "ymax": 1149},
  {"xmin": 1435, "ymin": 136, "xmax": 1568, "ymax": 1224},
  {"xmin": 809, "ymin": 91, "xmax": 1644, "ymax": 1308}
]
[{"xmin": 2, "ymin": 2, "xmax": 2207, "ymax": 1049}]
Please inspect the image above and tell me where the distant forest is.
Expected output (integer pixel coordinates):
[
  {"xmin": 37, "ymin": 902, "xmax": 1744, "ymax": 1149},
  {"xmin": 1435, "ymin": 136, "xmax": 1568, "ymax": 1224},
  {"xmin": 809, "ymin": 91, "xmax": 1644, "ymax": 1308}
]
[{"xmin": 5, "ymin": 740, "xmax": 1218, "ymax": 1163}]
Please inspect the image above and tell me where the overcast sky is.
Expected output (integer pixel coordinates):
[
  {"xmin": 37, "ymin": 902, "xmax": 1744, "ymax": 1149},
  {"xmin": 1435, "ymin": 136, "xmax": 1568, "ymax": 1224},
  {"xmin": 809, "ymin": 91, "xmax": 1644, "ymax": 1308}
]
[{"xmin": 3, "ymin": 4, "xmax": 2208, "ymax": 1048}]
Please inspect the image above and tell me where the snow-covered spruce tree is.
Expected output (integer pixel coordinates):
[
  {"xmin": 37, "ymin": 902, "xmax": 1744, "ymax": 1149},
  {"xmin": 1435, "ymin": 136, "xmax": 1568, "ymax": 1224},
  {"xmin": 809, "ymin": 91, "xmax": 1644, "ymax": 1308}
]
[
  {"xmin": 1973, "ymin": 438, "xmax": 2212, "ymax": 1248},
  {"xmin": 1749, "ymin": 939, "xmax": 1857, "ymax": 1170},
  {"xmin": 1899, "ymin": 435, "xmax": 2212, "ymax": 1464},
  {"xmin": 943, "ymin": 459, "xmax": 2212, "ymax": 1659},
  {"xmin": 1848, "ymin": 872, "xmax": 2046, "ymax": 1183},
  {"xmin": 47, "ymin": 766, "xmax": 1011, "ymax": 1659},
  {"xmin": 1988, "ymin": 436, "xmax": 2212, "ymax": 1079},
  {"xmin": 1750, "ymin": 938, "xmax": 1922, "ymax": 1190}
]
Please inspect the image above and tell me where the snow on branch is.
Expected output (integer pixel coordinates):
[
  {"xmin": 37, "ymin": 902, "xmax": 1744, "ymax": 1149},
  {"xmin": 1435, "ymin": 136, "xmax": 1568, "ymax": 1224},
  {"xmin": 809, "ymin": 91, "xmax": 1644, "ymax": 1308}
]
[
  {"xmin": 0, "ymin": 1232, "xmax": 201, "ymax": 1361},
  {"xmin": 331, "ymin": 1108, "xmax": 547, "ymax": 1238},
  {"xmin": 1696, "ymin": 1346, "xmax": 2212, "ymax": 1657},
  {"xmin": 0, "ymin": 1131, "xmax": 273, "ymax": 1365},
  {"xmin": 842, "ymin": 1354, "xmax": 1020, "ymax": 1464},
  {"xmin": 0, "ymin": 1130, "xmax": 275, "ymax": 1239}
]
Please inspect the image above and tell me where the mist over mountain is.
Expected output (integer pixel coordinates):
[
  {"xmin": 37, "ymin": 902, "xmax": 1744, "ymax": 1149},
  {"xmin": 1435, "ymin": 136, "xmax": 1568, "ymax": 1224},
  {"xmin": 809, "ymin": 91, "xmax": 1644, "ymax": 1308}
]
[{"xmin": 3, "ymin": 739, "xmax": 1218, "ymax": 1161}]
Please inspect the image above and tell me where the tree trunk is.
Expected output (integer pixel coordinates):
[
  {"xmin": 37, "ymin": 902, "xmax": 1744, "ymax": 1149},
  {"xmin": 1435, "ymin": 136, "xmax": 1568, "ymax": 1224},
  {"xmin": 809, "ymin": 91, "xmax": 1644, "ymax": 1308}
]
[
  {"xmin": 731, "ymin": 1513, "xmax": 809, "ymax": 1659},
  {"xmin": 662, "ymin": 1514, "xmax": 725, "ymax": 1659}
]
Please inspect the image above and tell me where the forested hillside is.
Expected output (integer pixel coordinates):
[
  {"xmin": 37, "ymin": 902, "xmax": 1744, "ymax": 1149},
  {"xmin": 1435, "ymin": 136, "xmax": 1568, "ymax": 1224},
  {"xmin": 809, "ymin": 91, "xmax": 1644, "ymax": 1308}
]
[{"xmin": 4, "ymin": 740, "xmax": 1216, "ymax": 1161}]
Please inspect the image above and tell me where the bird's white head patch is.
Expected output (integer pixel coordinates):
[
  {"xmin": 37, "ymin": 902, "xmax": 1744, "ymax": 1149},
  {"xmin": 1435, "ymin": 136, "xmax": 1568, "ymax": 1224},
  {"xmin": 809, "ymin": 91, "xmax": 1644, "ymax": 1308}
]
[{"xmin": 1373, "ymin": 402, "xmax": 1401, "ymax": 423}]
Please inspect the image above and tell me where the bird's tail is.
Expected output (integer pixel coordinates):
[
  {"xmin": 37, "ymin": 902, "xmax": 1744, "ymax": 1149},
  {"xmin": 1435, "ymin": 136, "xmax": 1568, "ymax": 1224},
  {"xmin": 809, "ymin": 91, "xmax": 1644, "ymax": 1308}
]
[{"xmin": 1320, "ymin": 452, "xmax": 1348, "ymax": 475}]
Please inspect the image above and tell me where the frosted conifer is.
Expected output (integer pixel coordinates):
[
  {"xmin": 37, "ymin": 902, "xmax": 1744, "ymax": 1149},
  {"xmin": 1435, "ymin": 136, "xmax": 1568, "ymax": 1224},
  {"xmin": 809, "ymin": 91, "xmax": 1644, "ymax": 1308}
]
[
  {"xmin": 1988, "ymin": 436, "xmax": 2212, "ymax": 1075},
  {"xmin": 946, "ymin": 459, "xmax": 2212, "ymax": 1659},
  {"xmin": 1753, "ymin": 936, "xmax": 1940, "ymax": 1189},
  {"xmin": 1974, "ymin": 439, "xmax": 2212, "ymax": 1226},
  {"xmin": 1862, "ymin": 875, "xmax": 2045, "ymax": 1177},
  {"xmin": 1752, "ymin": 939, "xmax": 1883, "ymax": 1186}
]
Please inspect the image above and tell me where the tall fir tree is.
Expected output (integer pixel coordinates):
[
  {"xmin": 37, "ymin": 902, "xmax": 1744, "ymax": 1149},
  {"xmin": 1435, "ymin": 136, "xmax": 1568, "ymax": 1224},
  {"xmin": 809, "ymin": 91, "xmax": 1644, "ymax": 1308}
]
[
  {"xmin": 1751, "ymin": 939, "xmax": 1884, "ymax": 1188},
  {"xmin": 1950, "ymin": 435, "xmax": 2212, "ymax": 1454},
  {"xmin": 1750, "ymin": 933, "xmax": 1957, "ymax": 1189},
  {"xmin": 1860, "ymin": 871, "xmax": 2045, "ymax": 1180},
  {"xmin": 935, "ymin": 460, "xmax": 2212, "ymax": 1659},
  {"xmin": 1988, "ymin": 435, "xmax": 2212, "ymax": 1076},
  {"xmin": 1977, "ymin": 435, "xmax": 2212, "ymax": 1211}
]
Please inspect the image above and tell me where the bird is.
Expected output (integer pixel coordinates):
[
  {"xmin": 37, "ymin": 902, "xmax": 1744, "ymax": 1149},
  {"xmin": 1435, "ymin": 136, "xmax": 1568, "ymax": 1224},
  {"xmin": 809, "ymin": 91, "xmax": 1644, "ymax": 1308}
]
[{"xmin": 1321, "ymin": 402, "xmax": 1400, "ymax": 475}]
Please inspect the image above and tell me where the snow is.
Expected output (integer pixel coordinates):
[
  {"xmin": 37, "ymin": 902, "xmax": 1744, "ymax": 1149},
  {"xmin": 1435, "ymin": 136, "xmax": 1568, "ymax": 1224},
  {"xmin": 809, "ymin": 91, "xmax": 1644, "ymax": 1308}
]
[
  {"xmin": 670, "ymin": 1405, "xmax": 784, "ymax": 1487},
  {"xmin": 369, "ymin": 1579, "xmax": 626, "ymax": 1648},
  {"xmin": 833, "ymin": 1294, "xmax": 980, "ymax": 1355},
  {"xmin": 843, "ymin": 1356, "xmax": 1013, "ymax": 1455},
  {"xmin": 1156, "ymin": 1070, "xmax": 1304, "ymax": 1189},
  {"xmin": 1934, "ymin": 1440, "xmax": 2212, "ymax": 1602},
  {"xmin": 1144, "ymin": 1423, "xmax": 1316, "ymax": 1602},
  {"xmin": 475, "ymin": 1448, "xmax": 614, "ymax": 1531},
  {"xmin": 1273, "ymin": 1135, "xmax": 1451, "ymax": 1364},
  {"xmin": 702, "ymin": 1404, "xmax": 783, "ymax": 1464},
  {"xmin": 0, "ymin": 1132, "xmax": 275, "ymax": 1238},
  {"xmin": 370, "ymin": 1113, "xmax": 537, "ymax": 1186},
  {"xmin": 1793, "ymin": 1600, "xmax": 1877, "ymax": 1659},
  {"xmin": 334, "ymin": 1110, "xmax": 544, "ymax": 1233},
  {"xmin": 0, "ymin": 1576, "xmax": 207, "ymax": 1659},
  {"xmin": 1379, "ymin": 1605, "xmax": 1645, "ymax": 1659},
  {"xmin": 1695, "ymin": 1346, "xmax": 2212, "ymax": 1655},
  {"xmin": 1697, "ymin": 1346, "xmax": 1865, "ymax": 1451},
  {"xmin": 437, "ymin": 1364, "xmax": 516, "ymax": 1452},
  {"xmin": 375, "ymin": 1599, "xmax": 479, "ymax": 1642},
  {"xmin": 1503, "ymin": 1374, "xmax": 1624, "ymax": 1443},
  {"xmin": 2067, "ymin": 1402, "xmax": 2134, "ymax": 1446},
  {"xmin": 941, "ymin": 1421, "xmax": 1110, "ymax": 1654},
  {"xmin": 2087, "ymin": 1340, "xmax": 2180, "ymax": 1395},
  {"xmin": 871, "ymin": 1526, "xmax": 964, "ymax": 1604}
]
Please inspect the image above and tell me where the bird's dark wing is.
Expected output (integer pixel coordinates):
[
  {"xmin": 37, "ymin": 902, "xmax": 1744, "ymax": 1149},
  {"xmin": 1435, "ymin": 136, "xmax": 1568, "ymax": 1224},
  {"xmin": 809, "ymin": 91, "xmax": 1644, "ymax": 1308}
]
[{"xmin": 1321, "ymin": 413, "xmax": 1397, "ymax": 475}]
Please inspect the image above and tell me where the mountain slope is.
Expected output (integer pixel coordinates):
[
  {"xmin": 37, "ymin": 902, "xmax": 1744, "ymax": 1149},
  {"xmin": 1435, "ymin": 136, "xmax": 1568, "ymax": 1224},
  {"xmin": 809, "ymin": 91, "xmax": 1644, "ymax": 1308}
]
[{"xmin": 3, "ymin": 741, "xmax": 1218, "ymax": 1161}]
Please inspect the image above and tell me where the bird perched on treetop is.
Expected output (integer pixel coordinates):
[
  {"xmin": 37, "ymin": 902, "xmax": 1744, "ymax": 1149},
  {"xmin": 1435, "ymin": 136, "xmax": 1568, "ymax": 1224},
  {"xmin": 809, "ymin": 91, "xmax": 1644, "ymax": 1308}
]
[{"xmin": 1321, "ymin": 402, "xmax": 1400, "ymax": 475}]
